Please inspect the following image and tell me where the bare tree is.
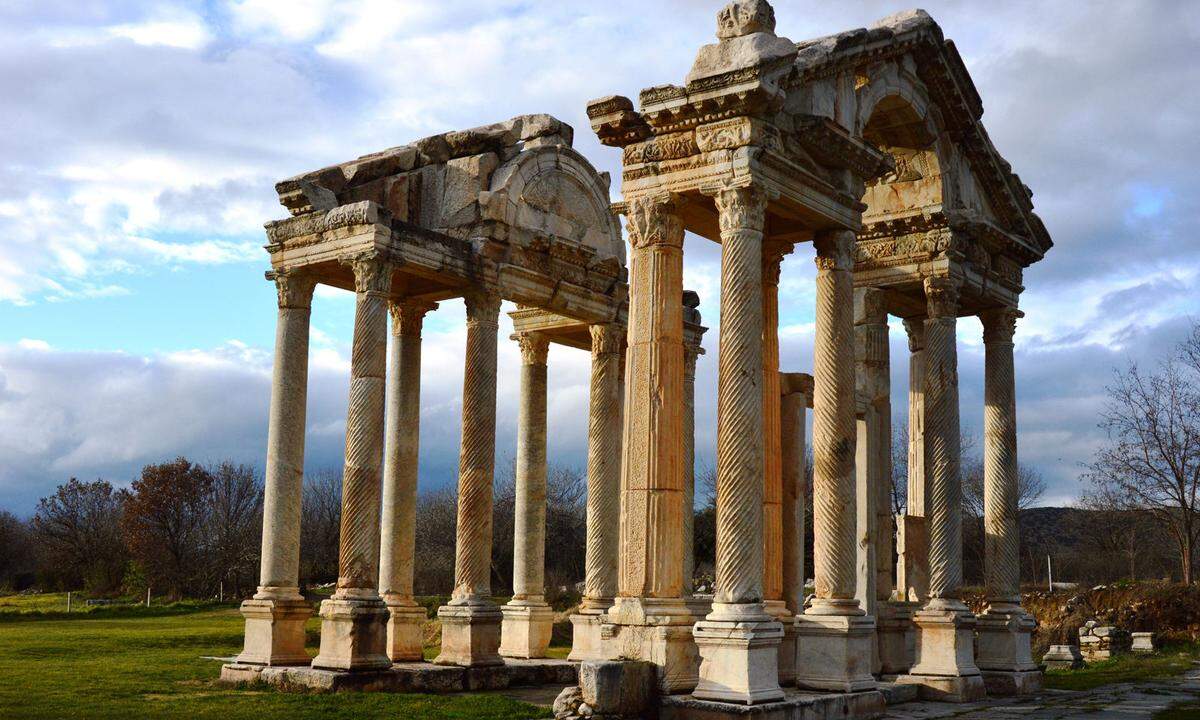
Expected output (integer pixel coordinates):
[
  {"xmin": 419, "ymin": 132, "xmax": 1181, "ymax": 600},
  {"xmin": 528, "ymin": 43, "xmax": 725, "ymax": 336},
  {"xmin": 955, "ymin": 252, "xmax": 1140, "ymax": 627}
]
[
  {"xmin": 205, "ymin": 462, "xmax": 263, "ymax": 597},
  {"xmin": 0, "ymin": 511, "xmax": 35, "ymax": 591},
  {"xmin": 299, "ymin": 469, "xmax": 341, "ymax": 587},
  {"xmin": 961, "ymin": 456, "xmax": 1047, "ymax": 520},
  {"xmin": 1085, "ymin": 325, "xmax": 1200, "ymax": 583},
  {"xmin": 413, "ymin": 485, "xmax": 457, "ymax": 595},
  {"xmin": 121, "ymin": 458, "xmax": 214, "ymax": 598},
  {"xmin": 32, "ymin": 478, "xmax": 127, "ymax": 593}
]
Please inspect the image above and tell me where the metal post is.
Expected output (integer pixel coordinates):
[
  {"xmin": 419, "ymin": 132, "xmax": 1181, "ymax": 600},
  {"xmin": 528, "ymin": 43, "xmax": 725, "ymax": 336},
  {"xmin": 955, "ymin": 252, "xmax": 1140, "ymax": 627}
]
[
  {"xmin": 146, "ymin": 588, "xmax": 151, "ymax": 608},
  {"xmin": 1046, "ymin": 555, "xmax": 1052, "ymax": 592},
  {"xmin": 67, "ymin": 592, "xmax": 72, "ymax": 614}
]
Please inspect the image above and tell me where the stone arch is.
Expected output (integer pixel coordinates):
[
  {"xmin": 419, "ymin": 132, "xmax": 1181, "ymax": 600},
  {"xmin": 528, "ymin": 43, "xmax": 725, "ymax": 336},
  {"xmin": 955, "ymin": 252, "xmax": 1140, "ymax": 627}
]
[
  {"xmin": 857, "ymin": 83, "xmax": 947, "ymax": 223},
  {"xmin": 489, "ymin": 145, "xmax": 624, "ymax": 264}
]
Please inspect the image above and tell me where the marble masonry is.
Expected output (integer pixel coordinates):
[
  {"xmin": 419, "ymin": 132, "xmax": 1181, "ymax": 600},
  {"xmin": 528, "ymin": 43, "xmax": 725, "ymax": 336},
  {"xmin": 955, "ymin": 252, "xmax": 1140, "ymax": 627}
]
[{"xmin": 223, "ymin": 1, "xmax": 1053, "ymax": 718}]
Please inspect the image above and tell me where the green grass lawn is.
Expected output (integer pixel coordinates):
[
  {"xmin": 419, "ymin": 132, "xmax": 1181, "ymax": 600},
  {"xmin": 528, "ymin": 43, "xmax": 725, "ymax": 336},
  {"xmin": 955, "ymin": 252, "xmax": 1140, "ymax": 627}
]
[
  {"xmin": 1044, "ymin": 645, "xmax": 1200, "ymax": 691},
  {"xmin": 0, "ymin": 595, "xmax": 552, "ymax": 720}
]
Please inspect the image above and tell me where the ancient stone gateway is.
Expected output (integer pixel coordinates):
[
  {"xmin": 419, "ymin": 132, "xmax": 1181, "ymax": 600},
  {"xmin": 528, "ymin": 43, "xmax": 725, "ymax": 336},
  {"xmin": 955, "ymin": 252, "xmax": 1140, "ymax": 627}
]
[{"xmin": 223, "ymin": 2, "xmax": 1052, "ymax": 718}]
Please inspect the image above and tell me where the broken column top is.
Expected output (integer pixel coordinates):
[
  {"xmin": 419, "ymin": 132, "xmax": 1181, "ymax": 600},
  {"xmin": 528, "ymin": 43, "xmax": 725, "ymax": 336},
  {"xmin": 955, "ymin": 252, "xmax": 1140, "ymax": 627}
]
[{"xmin": 686, "ymin": 0, "xmax": 796, "ymax": 85}]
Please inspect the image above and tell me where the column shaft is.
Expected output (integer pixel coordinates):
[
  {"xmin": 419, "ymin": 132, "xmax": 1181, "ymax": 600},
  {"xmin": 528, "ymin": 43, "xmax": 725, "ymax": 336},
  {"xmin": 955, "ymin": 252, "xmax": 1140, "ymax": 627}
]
[
  {"xmin": 258, "ymin": 271, "xmax": 316, "ymax": 597},
  {"xmin": 584, "ymin": 324, "xmax": 623, "ymax": 605},
  {"xmin": 512, "ymin": 333, "xmax": 550, "ymax": 600},
  {"xmin": 982, "ymin": 309, "xmax": 1021, "ymax": 607},
  {"xmin": 683, "ymin": 342, "xmax": 701, "ymax": 596},
  {"xmin": 780, "ymin": 375, "xmax": 811, "ymax": 615},
  {"xmin": 452, "ymin": 291, "xmax": 503, "ymax": 601},
  {"xmin": 712, "ymin": 185, "xmax": 767, "ymax": 609},
  {"xmin": 811, "ymin": 231, "xmax": 859, "ymax": 609},
  {"xmin": 617, "ymin": 195, "xmax": 685, "ymax": 601},
  {"xmin": 923, "ymin": 277, "xmax": 963, "ymax": 602},
  {"xmin": 335, "ymin": 255, "xmax": 392, "ymax": 596},
  {"xmin": 905, "ymin": 320, "xmax": 926, "ymax": 516},
  {"xmin": 380, "ymin": 301, "xmax": 434, "ymax": 604},
  {"xmin": 762, "ymin": 244, "xmax": 787, "ymax": 607}
]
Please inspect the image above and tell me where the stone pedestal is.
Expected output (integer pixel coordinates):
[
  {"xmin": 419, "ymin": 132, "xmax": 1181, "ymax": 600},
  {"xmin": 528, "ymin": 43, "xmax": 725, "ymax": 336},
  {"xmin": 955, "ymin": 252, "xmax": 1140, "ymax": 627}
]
[
  {"xmin": 500, "ymin": 601, "xmax": 555, "ymax": 659},
  {"xmin": 604, "ymin": 598, "xmax": 700, "ymax": 694},
  {"xmin": 312, "ymin": 595, "xmax": 391, "ymax": 671},
  {"xmin": 569, "ymin": 605, "xmax": 609, "ymax": 662},
  {"xmin": 1042, "ymin": 644, "xmax": 1084, "ymax": 669},
  {"xmin": 436, "ymin": 603, "xmax": 504, "ymax": 667},
  {"xmin": 897, "ymin": 603, "xmax": 985, "ymax": 702},
  {"xmin": 876, "ymin": 601, "xmax": 916, "ymax": 677},
  {"xmin": 794, "ymin": 603, "xmax": 877, "ymax": 693},
  {"xmin": 977, "ymin": 608, "xmax": 1039, "ymax": 694},
  {"xmin": 764, "ymin": 599, "xmax": 796, "ymax": 686},
  {"xmin": 384, "ymin": 601, "xmax": 426, "ymax": 662},
  {"xmin": 693, "ymin": 605, "xmax": 786, "ymax": 705},
  {"xmin": 236, "ymin": 596, "xmax": 312, "ymax": 666}
]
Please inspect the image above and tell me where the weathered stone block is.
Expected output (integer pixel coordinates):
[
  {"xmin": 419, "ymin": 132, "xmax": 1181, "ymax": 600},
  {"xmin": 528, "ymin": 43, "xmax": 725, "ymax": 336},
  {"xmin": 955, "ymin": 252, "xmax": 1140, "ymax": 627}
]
[
  {"xmin": 1041, "ymin": 644, "xmax": 1084, "ymax": 670},
  {"xmin": 580, "ymin": 660, "xmax": 656, "ymax": 717}
]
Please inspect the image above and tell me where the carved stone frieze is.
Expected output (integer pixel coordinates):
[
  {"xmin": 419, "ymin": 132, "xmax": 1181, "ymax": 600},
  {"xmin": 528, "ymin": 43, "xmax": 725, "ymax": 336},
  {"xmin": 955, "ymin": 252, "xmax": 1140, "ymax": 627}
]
[
  {"xmin": 622, "ymin": 131, "xmax": 700, "ymax": 165},
  {"xmin": 695, "ymin": 117, "xmax": 781, "ymax": 154}
]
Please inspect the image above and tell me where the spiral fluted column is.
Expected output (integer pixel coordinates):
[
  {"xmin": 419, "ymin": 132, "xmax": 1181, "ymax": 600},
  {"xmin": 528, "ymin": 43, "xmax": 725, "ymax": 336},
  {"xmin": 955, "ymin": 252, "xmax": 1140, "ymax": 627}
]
[
  {"xmin": 313, "ymin": 252, "xmax": 393, "ymax": 671},
  {"xmin": 436, "ymin": 290, "xmax": 504, "ymax": 668},
  {"xmin": 570, "ymin": 323, "xmax": 624, "ymax": 661},
  {"xmin": 237, "ymin": 269, "xmax": 316, "ymax": 667},
  {"xmin": 379, "ymin": 299, "xmax": 436, "ymax": 661}
]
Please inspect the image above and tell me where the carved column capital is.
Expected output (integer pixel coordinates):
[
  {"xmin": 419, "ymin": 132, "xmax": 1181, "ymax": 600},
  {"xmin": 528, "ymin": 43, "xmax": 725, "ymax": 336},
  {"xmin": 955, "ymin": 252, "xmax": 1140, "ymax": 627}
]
[
  {"xmin": 514, "ymin": 332, "xmax": 550, "ymax": 366},
  {"xmin": 813, "ymin": 230, "xmax": 856, "ymax": 272},
  {"xmin": 903, "ymin": 318, "xmax": 926, "ymax": 352},
  {"xmin": 683, "ymin": 342, "xmax": 703, "ymax": 383},
  {"xmin": 762, "ymin": 239, "xmax": 791, "ymax": 286},
  {"xmin": 980, "ymin": 307, "xmax": 1020, "ymax": 345},
  {"xmin": 342, "ymin": 252, "xmax": 393, "ymax": 297},
  {"xmin": 712, "ymin": 184, "xmax": 767, "ymax": 235},
  {"xmin": 626, "ymin": 194, "xmax": 684, "ymax": 249},
  {"xmin": 923, "ymin": 276, "xmax": 961, "ymax": 319},
  {"xmin": 390, "ymin": 300, "xmax": 437, "ymax": 337},
  {"xmin": 853, "ymin": 287, "xmax": 888, "ymax": 326},
  {"xmin": 270, "ymin": 269, "xmax": 316, "ymax": 310},
  {"xmin": 589, "ymin": 322, "xmax": 623, "ymax": 356},
  {"xmin": 463, "ymin": 291, "xmax": 502, "ymax": 328}
]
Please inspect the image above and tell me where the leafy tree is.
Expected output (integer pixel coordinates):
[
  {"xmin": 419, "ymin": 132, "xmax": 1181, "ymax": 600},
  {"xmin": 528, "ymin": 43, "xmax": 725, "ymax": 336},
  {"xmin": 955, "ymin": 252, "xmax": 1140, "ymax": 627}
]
[
  {"xmin": 121, "ymin": 458, "xmax": 213, "ymax": 598},
  {"xmin": 205, "ymin": 462, "xmax": 263, "ymax": 597},
  {"xmin": 31, "ymin": 478, "xmax": 127, "ymax": 593}
]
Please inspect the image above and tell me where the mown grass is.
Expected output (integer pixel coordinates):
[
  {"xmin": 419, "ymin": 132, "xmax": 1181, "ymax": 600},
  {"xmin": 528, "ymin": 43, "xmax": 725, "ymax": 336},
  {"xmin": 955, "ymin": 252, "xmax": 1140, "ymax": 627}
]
[
  {"xmin": 0, "ymin": 597, "xmax": 552, "ymax": 720},
  {"xmin": 1044, "ymin": 644, "xmax": 1200, "ymax": 691}
]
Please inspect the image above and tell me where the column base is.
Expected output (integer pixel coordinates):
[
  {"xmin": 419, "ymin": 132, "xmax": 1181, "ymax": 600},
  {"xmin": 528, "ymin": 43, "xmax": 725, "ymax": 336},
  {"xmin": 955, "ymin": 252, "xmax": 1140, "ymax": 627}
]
[
  {"xmin": 311, "ymin": 594, "xmax": 390, "ymax": 671},
  {"xmin": 877, "ymin": 601, "xmax": 918, "ymax": 677},
  {"xmin": 384, "ymin": 598, "xmax": 427, "ymax": 662},
  {"xmin": 499, "ymin": 600, "xmax": 555, "ymax": 659},
  {"xmin": 434, "ymin": 601, "xmax": 503, "ymax": 667},
  {"xmin": 764, "ymin": 599, "xmax": 796, "ymax": 686},
  {"xmin": 235, "ymin": 594, "xmax": 312, "ymax": 666},
  {"xmin": 982, "ymin": 669, "xmax": 1043, "ymax": 696},
  {"xmin": 569, "ymin": 599, "xmax": 612, "ymax": 661},
  {"xmin": 976, "ymin": 607, "xmax": 1039, "ymax": 674},
  {"xmin": 896, "ymin": 601, "xmax": 985, "ymax": 702},
  {"xmin": 692, "ymin": 603, "xmax": 785, "ymax": 705},
  {"xmin": 602, "ymin": 597, "xmax": 700, "ymax": 694},
  {"xmin": 794, "ymin": 602, "xmax": 877, "ymax": 693}
]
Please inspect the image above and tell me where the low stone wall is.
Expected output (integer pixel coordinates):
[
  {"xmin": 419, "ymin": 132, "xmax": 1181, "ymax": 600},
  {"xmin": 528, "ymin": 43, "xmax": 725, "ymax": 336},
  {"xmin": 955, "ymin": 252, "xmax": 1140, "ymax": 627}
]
[{"xmin": 1078, "ymin": 621, "xmax": 1131, "ymax": 661}]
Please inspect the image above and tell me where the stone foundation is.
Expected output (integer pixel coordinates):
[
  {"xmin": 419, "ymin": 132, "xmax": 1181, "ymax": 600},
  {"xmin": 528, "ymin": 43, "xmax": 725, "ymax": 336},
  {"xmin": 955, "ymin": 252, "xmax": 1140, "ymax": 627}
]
[
  {"xmin": 660, "ymin": 689, "xmax": 884, "ymax": 720},
  {"xmin": 221, "ymin": 658, "xmax": 577, "ymax": 693},
  {"xmin": 568, "ymin": 608, "xmax": 607, "ymax": 662},
  {"xmin": 311, "ymin": 596, "xmax": 390, "ymax": 671},
  {"xmin": 435, "ymin": 603, "xmax": 503, "ymax": 667},
  {"xmin": 499, "ymin": 602, "xmax": 555, "ymax": 659},
  {"xmin": 793, "ymin": 612, "xmax": 877, "ymax": 693},
  {"xmin": 1042, "ymin": 644, "xmax": 1084, "ymax": 670},
  {"xmin": 981, "ymin": 669, "xmax": 1044, "ymax": 696},
  {"xmin": 235, "ymin": 596, "xmax": 313, "ymax": 667}
]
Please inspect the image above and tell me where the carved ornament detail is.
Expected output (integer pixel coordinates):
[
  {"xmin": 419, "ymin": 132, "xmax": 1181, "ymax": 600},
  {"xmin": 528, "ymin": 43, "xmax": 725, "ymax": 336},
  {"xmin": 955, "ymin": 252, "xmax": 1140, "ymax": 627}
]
[
  {"xmin": 390, "ymin": 300, "xmax": 437, "ymax": 337},
  {"xmin": 813, "ymin": 230, "xmax": 856, "ymax": 272},
  {"xmin": 463, "ymin": 290, "xmax": 502, "ymax": 327},
  {"xmin": 622, "ymin": 132, "xmax": 699, "ymax": 165},
  {"xmin": 625, "ymin": 196, "xmax": 684, "ymax": 250},
  {"xmin": 713, "ymin": 185, "xmax": 766, "ymax": 234},
  {"xmin": 342, "ymin": 252, "xmax": 392, "ymax": 296},
  {"xmin": 515, "ymin": 332, "xmax": 550, "ymax": 365},
  {"xmin": 924, "ymin": 276, "xmax": 961, "ymax": 319},
  {"xmin": 271, "ymin": 270, "xmax": 317, "ymax": 310},
  {"xmin": 589, "ymin": 323, "xmax": 623, "ymax": 355},
  {"xmin": 980, "ymin": 307, "xmax": 1020, "ymax": 344}
]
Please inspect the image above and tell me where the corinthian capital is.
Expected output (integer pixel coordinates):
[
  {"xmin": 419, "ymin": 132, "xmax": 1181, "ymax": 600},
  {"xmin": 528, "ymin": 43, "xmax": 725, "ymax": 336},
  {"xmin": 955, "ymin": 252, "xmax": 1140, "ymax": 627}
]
[
  {"xmin": 903, "ymin": 317, "xmax": 926, "ymax": 352},
  {"xmin": 762, "ymin": 239, "xmax": 791, "ymax": 284},
  {"xmin": 589, "ymin": 323, "xmax": 623, "ymax": 356},
  {"xmin": 390, "ymin": 300, "xmax": 437, "ymax": 337},
  {"xmin": 980, "ymin": 307, "xmax": 1021, "ymax": 344},
  {"xmin": 625, "ymin": 195, "xmax": 684, "ymax": 250},
  {"xmin": 463, "ymin": 290, "xmax": 502, "ymax": 327},
  {"xmin": 712, "ymin": 184, "xmax": 766, "ymax": 235},
  {"xmin": 514, "ymin": 332, "xmax": 550, "ymax": 365},
  {"xmin": 813, "ymin": 230, "xmax": 855, "ymax": 272},
  {"xmin": 270, "ymin": 269, "xmax": 316, "ymax": 309},
  {"xmin": 342, "ymin": 252, "xmax": 393, "ymax": 296},
  {"xmin": 923, "ymin": 276, "xmax": 961, "ymax": 319}
]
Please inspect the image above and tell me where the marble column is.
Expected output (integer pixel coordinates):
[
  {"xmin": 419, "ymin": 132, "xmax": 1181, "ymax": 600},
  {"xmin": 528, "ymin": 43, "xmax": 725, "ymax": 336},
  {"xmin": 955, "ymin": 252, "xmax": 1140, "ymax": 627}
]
[
  {"xmin": 313, "ymin": 253, "xmax": 393, "ymax": 672},
  {"xmin": 570, "ymin": 323, "xmax": 624, "ymax": 661},
  {"xmin": 976, "ymin": 307, "xmax": 1041, "ymax": 694},
  {"xmin": 604, "ymin": 194, "xmax": 696, "ymax": 694},
  {"xmin": 379, "ymin": 300, "xmax": 436, "ymax": 662},
  {"xmin": 897, "ymin": 319, "xmax": 929, "ymax": 605},
  {"xmin": 682, "ymin": 329, "xmax": 706, "ymax": 612},
  {"xmin": 899, "ymin": 276, "xmax": 985, "ymax": 702},
  {"xmin": 435, "ymin": 290, "xmax": 504, "ymax": 667},
  {"xmin": 795, "ymin": 230, "xmax": 876, "ymax": 693},
  {"xmin": 780, "ymin": 372, "xmax": 811, "ymax": 686},
  {"xmin": 236, "ymin": 269, "xmax": 316, "ymax": 667},
  {"xmin": 501, "ymin": 332, "xmax": 555, "ymax": 658},
  {"xmin": 694, "ymin": 184, "xmax": 784, "ymax": 705}
]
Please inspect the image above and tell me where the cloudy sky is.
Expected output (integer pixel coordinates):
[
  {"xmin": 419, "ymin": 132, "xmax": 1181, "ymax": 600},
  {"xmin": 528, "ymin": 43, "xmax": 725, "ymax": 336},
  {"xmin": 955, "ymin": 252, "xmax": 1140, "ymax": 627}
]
[{"xmin": 0, "ymin": 0, "xmax": 1197, "ymax": 514}]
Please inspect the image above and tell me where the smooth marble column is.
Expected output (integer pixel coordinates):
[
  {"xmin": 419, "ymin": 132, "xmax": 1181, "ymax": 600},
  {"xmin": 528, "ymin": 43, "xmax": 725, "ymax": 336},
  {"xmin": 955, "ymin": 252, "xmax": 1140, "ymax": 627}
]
[
  {"xmin": 237, "ymin": 269, "xmax": 316, "ymax": 667},
  {"xmin": 976, "ymin": 307, "xmax": 1041, "ymax": 694},
  {"xmin": 682, "ymin": 335, "xmax": 703, "ymax": 601},
  {"xmin": 570, "ymin": 322, "xmax": 624, "ymax": 661},
  {"xmin": 379, "ymin": 300, "xmax": 436, "ymax": 662},
  {"xmin": 897, "ymin": 318, "xmax": 929, "ymax": 605},
  {"xmin": 436, "ymin": 291, "xmax": 504, "ymax": 667},
  {"xmin": 780, "ymin": 373, "xmax": 812, "ymax": 618},
  {"xmin": 501, "ymin": 332, "xmax": 554, "ymax": 658},
  {"xmin": 899, "ymin": 276, "xmax": 985, "ymax": 702},
  {"xmin": 313, "ymin": 253, "xmax": 393, "ymax": 672},
  {"xmin": 762, "ymin": 242, "xmax": 789, "ymax": 626},
  {"xmin": 694, "ymin": 185, "xmax": 783, "ymax": 705},
  {"xmin": 796, "ymin": 230, "xmax": 876, "ymax": 693}
]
